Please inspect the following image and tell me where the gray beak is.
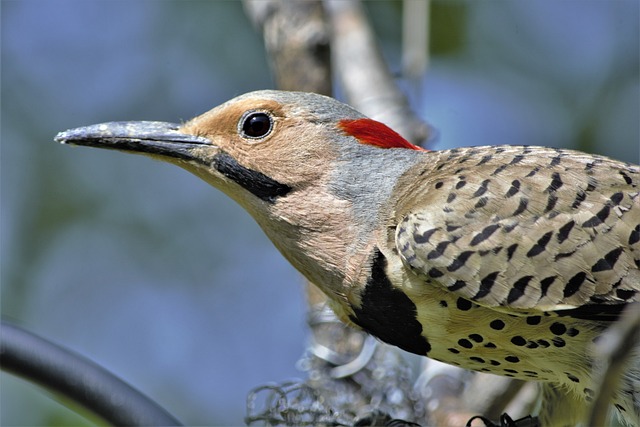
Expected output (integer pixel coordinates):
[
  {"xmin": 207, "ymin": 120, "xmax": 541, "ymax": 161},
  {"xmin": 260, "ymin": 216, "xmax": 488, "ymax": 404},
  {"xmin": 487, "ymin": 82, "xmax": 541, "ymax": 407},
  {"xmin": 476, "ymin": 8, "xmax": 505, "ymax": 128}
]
[{"xmin": 55, "ymin": 121, "xmax": 212, "ymax": 161}]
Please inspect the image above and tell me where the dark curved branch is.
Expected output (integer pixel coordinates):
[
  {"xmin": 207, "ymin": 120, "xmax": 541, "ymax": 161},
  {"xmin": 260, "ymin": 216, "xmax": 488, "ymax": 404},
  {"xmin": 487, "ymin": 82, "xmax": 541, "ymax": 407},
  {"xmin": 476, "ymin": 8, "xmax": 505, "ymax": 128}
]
[{"xmin": 1, "ymin": 321, "xmax": 182, "ymax": 426}]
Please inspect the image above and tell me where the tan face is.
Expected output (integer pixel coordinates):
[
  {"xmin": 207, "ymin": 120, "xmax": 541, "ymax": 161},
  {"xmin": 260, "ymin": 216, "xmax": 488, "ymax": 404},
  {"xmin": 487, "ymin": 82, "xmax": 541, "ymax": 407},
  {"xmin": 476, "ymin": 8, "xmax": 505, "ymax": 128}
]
[{"xmin": 179, "ymin": 97, "xmax": 336, "ymax": 192}]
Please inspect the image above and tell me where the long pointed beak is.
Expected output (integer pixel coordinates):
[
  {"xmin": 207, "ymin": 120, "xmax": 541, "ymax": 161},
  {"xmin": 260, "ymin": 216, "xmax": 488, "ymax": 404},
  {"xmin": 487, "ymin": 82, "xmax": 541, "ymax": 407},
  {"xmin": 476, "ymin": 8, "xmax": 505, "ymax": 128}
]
[{"xmin": 55, "ymin": 121, "xmax": 213, "ymax": 162}]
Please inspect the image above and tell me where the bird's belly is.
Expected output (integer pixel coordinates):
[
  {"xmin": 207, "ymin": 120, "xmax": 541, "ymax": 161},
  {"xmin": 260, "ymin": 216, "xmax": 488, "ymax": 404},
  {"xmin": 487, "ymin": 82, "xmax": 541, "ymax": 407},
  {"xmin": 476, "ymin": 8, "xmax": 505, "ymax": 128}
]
[{"xmin": 411, "ymin": 292, "xmax": 603, "ymax": 391}]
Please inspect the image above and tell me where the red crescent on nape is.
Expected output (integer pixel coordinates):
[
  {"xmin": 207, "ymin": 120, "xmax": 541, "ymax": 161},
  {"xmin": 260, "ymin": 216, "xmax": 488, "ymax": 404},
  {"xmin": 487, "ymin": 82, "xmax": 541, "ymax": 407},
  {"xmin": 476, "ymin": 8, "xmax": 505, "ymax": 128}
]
[{"xmin": 339, "ymin": 118, "xmax": 426, "ymax": 151}]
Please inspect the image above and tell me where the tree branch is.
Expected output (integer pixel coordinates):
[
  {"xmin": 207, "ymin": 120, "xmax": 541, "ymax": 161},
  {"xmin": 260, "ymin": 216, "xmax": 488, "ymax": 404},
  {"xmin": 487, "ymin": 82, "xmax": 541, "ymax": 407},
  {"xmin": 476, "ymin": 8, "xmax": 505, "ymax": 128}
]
[
  {"xmin": 243, "ymin": 0, "xmax": 331, "ymax": 95},
  {"xmin": 325, "ymin": 0, "xmax": 431, "ymax": 146}
]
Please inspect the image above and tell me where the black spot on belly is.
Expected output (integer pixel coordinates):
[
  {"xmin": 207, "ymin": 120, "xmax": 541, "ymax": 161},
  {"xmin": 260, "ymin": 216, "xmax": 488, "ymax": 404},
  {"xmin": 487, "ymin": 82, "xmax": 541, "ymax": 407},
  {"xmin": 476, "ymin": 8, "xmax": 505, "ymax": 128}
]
[
  {"xmin": 469, "ymin": 334, "xmax": 484, "ymax": 343},
  {"xmin": 566, "ymin": 372, "xmax": 580, "ymax": 383},
  {"xmin": 550, "ymin": 322, "xmax": 567, "ymax": 335},
  {"xmin": 350, "ymin": 249, "xmax": 431, "ymax": 356},
  {"xmin": 537, "ymin": 339, "xmax": 550, "ymax": 348},
  {"xmin": 458, "ymin": 338, "xmax": 473, "ymax": 349},
  {"xmin": 566, "ymin": 328, "xmax": 580, "ymax": 337},
  {"xmin": 526, "ymin": 315, "xmax": 541, "ymax": 325},
  {"xmin": 511, "ymin": 336, "xmax": 526, "ymax": 346},
  {"xmin": 456, "ymin": 298, "xmax": 473, "ymax": 311},
  {"xmin": 552, "ymin": 337, "xmax": 566, "ymax": 347},
  {"xmin": 490, "ymin": 319, "xmax": 505, "ymax": 330}
]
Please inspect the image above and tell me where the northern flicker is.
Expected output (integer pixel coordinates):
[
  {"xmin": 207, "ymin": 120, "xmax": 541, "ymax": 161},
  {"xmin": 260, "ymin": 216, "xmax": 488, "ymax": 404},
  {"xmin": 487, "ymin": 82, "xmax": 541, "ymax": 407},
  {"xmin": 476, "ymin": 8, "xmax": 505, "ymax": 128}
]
[{"xmin": 56, "ymin": 90, "xmax": 639, "ymax": 426}]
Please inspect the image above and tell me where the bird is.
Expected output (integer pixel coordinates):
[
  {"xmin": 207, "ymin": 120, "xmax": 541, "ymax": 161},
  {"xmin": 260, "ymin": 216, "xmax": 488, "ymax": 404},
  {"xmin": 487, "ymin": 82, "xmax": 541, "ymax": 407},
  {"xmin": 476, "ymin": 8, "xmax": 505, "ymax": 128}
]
[{"xmin": 56, "ymin": 90, "xmax": 639, "ymax": 426}]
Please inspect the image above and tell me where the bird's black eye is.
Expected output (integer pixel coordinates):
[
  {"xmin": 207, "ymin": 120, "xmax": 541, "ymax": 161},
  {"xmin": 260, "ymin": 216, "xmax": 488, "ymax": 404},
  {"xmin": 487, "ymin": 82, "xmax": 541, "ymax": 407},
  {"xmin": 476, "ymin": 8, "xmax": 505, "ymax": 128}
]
[{"xmin": 241, "ymin": 112, "xmax": 273, "ymax": 139}]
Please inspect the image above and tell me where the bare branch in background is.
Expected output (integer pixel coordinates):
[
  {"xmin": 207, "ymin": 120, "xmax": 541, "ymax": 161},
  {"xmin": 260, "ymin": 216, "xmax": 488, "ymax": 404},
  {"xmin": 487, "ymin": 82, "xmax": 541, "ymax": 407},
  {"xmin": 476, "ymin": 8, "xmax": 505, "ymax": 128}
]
[
  {"xmin": 402, "ymin": 0, "xmax": 430, "ymax": 82},
  {"xmin": 243, "ymin": 0, "xmax": 331, "ymax": 95},
  {"xmin": 325, "ymin": 0, "xmax": 431, "ymax": 146}
]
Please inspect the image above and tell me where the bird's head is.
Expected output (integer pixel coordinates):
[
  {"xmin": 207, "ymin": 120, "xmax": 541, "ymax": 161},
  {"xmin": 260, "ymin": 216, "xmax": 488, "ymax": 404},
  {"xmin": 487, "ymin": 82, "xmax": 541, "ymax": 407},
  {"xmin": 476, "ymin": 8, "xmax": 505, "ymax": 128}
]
[
  {"xmin": 56, "ymin": 90, "xmax": 424, "ymax": 295},
  {"xmin": 56, "ymin": 90, "xmax": 422, "ymax": 208}
]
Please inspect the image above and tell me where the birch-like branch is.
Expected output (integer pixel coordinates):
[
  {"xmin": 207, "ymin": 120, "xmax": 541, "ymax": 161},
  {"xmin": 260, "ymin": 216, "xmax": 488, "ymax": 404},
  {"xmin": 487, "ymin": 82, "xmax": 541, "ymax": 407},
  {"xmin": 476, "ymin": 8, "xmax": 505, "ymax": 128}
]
[
  {"xmin": 324, "ymin": 0, "xmax": 431, "ymax": 146},
  {"xmin": 243, "ymin": 0, "xmax": 331, "ymax": 95}
]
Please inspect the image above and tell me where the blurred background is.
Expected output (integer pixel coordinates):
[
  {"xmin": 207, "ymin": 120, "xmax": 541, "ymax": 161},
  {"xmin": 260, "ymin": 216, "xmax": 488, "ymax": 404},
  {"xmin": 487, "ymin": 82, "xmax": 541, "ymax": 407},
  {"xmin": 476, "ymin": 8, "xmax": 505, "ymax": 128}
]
[{"xmin": 1, "ymin": 1, "xmax": 638, "ymax": 425}]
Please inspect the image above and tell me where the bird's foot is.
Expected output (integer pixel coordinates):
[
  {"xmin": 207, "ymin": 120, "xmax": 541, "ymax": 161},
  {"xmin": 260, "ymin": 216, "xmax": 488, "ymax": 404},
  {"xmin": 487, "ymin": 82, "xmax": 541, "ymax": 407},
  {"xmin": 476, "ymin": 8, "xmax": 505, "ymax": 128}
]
[{"xmin": 465, "ymin": 413, "xmax": 539, "ymax": 427}]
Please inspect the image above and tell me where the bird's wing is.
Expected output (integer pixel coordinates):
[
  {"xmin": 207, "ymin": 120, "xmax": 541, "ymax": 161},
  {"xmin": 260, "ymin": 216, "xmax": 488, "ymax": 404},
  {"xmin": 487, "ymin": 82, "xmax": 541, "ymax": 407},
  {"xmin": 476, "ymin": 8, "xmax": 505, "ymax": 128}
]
[{"xmin": 394, "ymin": 146, "xmax": 640, "ymax": 317}]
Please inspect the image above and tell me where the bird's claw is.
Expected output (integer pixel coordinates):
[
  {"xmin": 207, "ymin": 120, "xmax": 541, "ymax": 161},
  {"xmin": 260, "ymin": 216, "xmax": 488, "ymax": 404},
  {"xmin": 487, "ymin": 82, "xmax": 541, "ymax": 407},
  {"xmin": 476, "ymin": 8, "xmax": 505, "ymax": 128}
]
[{"xmin": 465, "ymin": 413, "xmax": 539, "ymax": 427}]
